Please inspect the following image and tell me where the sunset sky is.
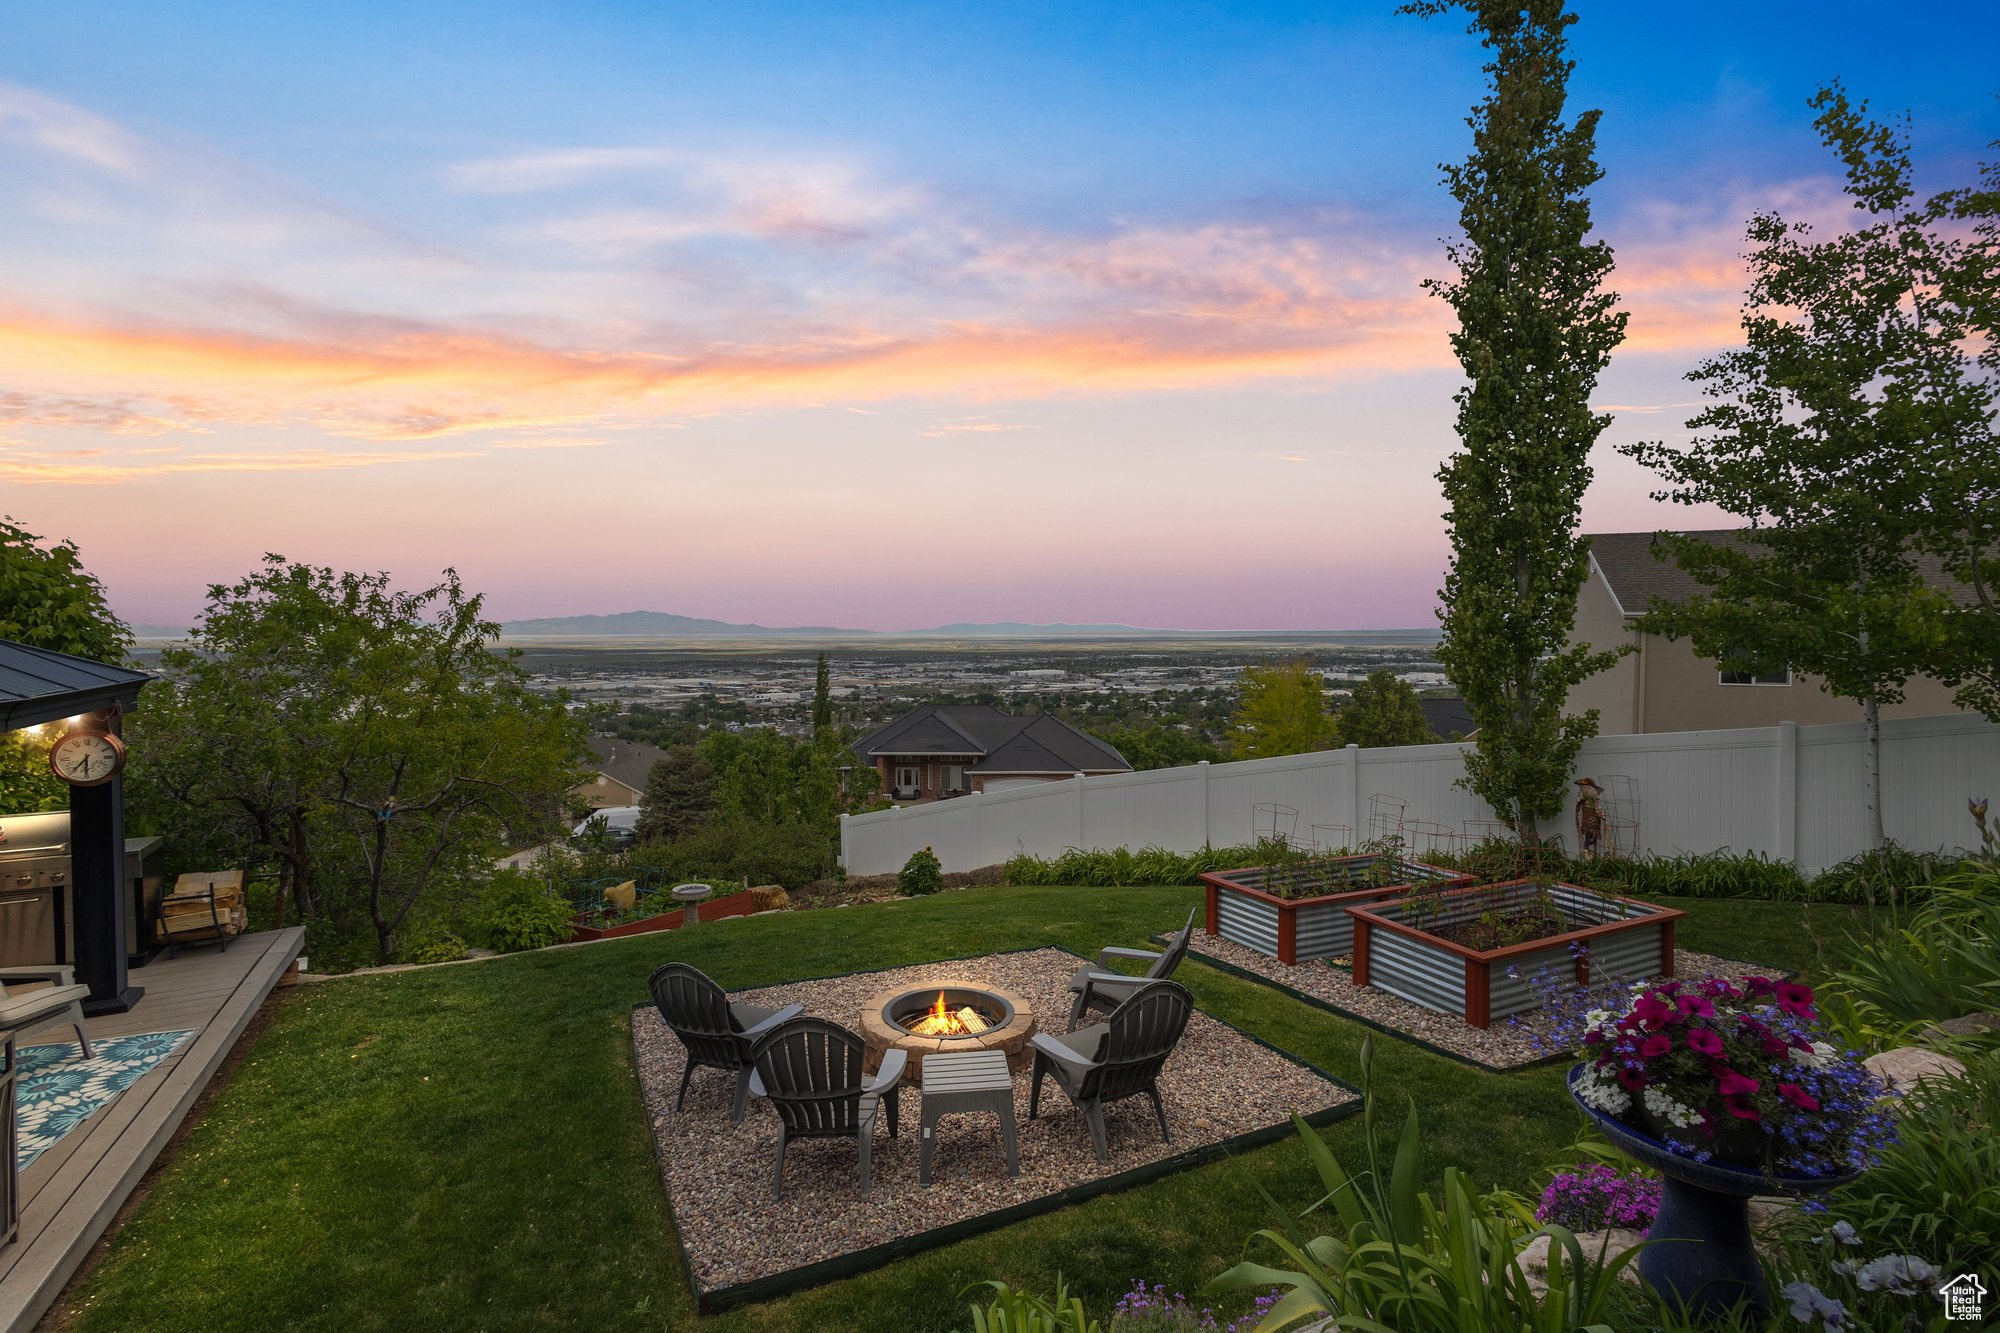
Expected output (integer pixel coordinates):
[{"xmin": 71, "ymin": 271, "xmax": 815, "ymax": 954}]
[{"xmin": 3, "ymin": 3, "xmax": 1995, "ymax": 631}]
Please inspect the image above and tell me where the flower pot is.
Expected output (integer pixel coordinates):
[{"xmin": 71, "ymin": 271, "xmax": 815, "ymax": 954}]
[{"xmin": 1569, "ymin": 1065, "xmax": 1861, "ymax": 1321}]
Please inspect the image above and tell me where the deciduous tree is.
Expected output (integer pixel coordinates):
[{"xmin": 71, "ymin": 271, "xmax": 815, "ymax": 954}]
[
  {"xmin": 1332, "ymin": 670, "xmax": 1438, "ymax": 748},
  {"xmin": 0, "ymin": 519, "xmax": 132, "ymax": 811},
  {"xmin": 1408, "ymin": 0, "xmax": 1627, "ymax": 839},
  {"xmin": 1622, "ymin": 88, "xmax": 1981, "ymax": 851},
  {"xmin": 130, "ymin": 558, "xmax": 588, "ymax": 963},
  {"xmin": 1227, "ymin": 660, "xmax": 1333, "ymax": 759}
]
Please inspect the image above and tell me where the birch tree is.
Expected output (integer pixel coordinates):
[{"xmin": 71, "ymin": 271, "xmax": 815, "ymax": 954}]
[
  {"xmin": 1623, "ymin": 87, "xmax": 1977, "ymax": 852},
  {"xmin": 1408, "ymin": 0, "xmax": 1626, "ymax": 840}
]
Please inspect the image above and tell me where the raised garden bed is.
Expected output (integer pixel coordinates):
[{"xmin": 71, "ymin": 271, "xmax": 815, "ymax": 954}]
[
  {"xmin": 1347, "ymin": 878, "xmax": 1683, "ymax": 1028},
  {"xmin": 1198, "ymin": 855, "xmax": 1473, "ymax": 965},
  {"xmin": 568, "ymin": 891, "xmax": 760, "ymax": 941}
]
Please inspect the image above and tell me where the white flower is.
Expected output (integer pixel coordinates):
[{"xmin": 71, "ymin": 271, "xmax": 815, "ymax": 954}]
[
  {"xmin": 1642, "ymin": 1086, "xmax": 1702, "ymax": 1128},
  {"xmin": 1854, "ymin": 1255, "xmax": 1939, "ymax": 1296},
  {"xmin": 1585, "ymin": 1008, "xmax": 1613, "ymax": 1028},
  {"xmin": 1577, "ymin": 1070, "xmax": 1632, "ymax": 1116}
]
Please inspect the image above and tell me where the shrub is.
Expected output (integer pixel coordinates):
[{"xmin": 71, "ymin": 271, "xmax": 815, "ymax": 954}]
[
  {"xmin": 897, "ymin": 847, "xmax": 944, "ymax": 896},
  {"xmin": 626, "ymin": 819, "xmax": 832, "ymax": 891},
  {"xmin": 475, "ymin": 868, "xmax": 575, "ymax": 953},
  {"xmin": 1791, "ymin": 1051, "xmax": 2000, "ymax": 1281},
  {"xmin": 1832, "ymin": 860, "xmax": 2000, "ymax": 1040},
  {"xmin": 1207, "ymin": 1035, "xmax": 1642, "ymax": 1331},
  {"xmin": 401, "ymin": 931, "xmax": 470, "ymax": 966}
]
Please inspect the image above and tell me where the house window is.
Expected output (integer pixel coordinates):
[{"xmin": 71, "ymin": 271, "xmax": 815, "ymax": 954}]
[
  {"xmin": 942, "ymin": 764, "xmax": 968, "ymax": 792},
  {"xmin": 1718, "ymin": 649, "xmax": 1791, "ymax": 687}
]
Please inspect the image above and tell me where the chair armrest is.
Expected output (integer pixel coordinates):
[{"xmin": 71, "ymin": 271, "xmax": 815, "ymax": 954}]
[
  {"xmin": 1096, "ymin": 945, "xmax": 1160, "ymax": 970},
  {"xmin": 1031, "ymin": 1028, "xmax": 1103, "ymax": 1067},
  {"xmin": 0, "ymin": 965, "xmax": 76, "ymax": 987},
  {"xmin": 737, "ymin": 1003, "xmax": 803, "ymax": 1040},
  {"xmin": 1077, "ymin": 971, "xmax": 1142, "ymax": 990},
  {"xmin": 866, "ymin": 1047, "xmax": 908, "ymax": 1094}
]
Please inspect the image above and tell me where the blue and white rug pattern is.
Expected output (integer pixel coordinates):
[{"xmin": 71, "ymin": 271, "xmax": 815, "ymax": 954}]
[{"xmin": 15, "ymin": 1030, "xmax": 196, "ymax": 1169}]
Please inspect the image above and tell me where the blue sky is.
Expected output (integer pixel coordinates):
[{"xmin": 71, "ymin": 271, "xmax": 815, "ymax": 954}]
[{"xmin": 2, "ymin": 3, "xmax": 1994, "ymax": 628}]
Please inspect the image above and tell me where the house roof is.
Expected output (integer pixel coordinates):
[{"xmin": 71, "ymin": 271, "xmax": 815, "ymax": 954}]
[
  {"xmin": 585, "ymin": 737, "xmax": 670, "ymax": 791},
  {"xmin": 1586, "ymin": 530, "xmax": 1974, "ymax": 616},
  {"xmin": 853, "ymin": 705, "xmax": 1131, "ymax": 773},
  {"xmin": 0, "ymin": 639, "xmax": 153, "ymax": 732}
]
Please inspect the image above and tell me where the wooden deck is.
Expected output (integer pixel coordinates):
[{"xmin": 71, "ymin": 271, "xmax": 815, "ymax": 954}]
[{"xmin": 0, "ymin": 927, "xmax": 304, "ymax": 1332}]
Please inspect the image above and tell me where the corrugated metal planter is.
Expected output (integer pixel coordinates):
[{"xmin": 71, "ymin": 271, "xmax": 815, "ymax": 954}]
[
  {"xmin": 1347, "ymin": 879, "xmax": 1684, "ymax": 1028},
  {"xmin": 1198, "ymin": 856, "xmax": 1474, "ymax": 965},
  {"xmin": 568, "ymin": 892, "xmax": 760, "ymax": 941}
]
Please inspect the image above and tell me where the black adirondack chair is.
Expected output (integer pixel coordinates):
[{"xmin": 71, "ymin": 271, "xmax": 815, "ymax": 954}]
[
  {"xmin": 648, "ymin": 961, "xmax": 803, "ymax": 1126},
  {"xmin": 1065, "ymin": 906, "xmax": 1198, "ymax": 1029},
  {"xmin": 748, "ymin": 1017, "xmax": 906, "ymax": 1200},
  {"xmin": 1030, "ymin": 978, "xmax": 1193, "ymax": 1163}
]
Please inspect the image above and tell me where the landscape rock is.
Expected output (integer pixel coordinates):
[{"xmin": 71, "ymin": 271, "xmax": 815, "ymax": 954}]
[
  {"xmin": 1517, "ymin": 1229, "xmax": 1645, "ymax": 1296},
  {"xmin": 1864, "ymin": 1046, "xmax": 1966, "ymax": 1098},
  {"xmin": 1920, "ymin": 1011, "xmax": 2000, "ymax": 1041}
]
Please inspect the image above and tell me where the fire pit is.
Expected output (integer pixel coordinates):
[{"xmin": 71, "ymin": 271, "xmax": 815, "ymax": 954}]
[{"xmin": 858, "ymin": 983, "xmax": 1037, "ymax": 1082}]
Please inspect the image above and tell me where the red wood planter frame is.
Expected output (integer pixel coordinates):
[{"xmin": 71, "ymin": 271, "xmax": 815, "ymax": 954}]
[
  {"xmin": 1346, "ymin": 879, "xmax": 1683, "ymax": 1028},
  {"xmin": 568, "ymin": 891, "xmax": 761, "ymax": 942},
  {"xmin": 1198, "ymin": 857, "xmax": 1474, "ymax": 965}
]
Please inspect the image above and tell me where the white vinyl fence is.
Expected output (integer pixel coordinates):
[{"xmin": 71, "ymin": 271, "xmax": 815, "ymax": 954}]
[{"xmin": 839, "ymin": 712, "xmax": 2000, "ymax": 876}]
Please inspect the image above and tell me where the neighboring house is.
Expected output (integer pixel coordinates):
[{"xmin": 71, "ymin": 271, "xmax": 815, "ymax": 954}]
[
  {"xmin": 1568, "ymin": 530, "xmax": 1968, "ymax": 735},
  {"xmin": 573, "ymin": 737, "xmax": 670, "ymax": 811},
  {"xmin": 852, "ymin": 705, "xmax": 1132, "ymax": 802}
]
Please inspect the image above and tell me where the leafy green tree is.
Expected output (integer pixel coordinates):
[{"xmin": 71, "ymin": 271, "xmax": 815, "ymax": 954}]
[
  {"xmin": 1623, "ymin": 88, "xmax": 1979, "ymax": 851},
  {"xmin": 1408, "ymin": 0, "xmax": 1627, "ymax": 839},
  {"xmin": 1227, "ymin": 659, "xmax": 1334, "ymax": 759},
  {"xmin": 1086, "ymin": 722, "xmax": 1222, "ymax": 771},
  {"xmin": 0, "ymin": 517, "xmax": 131, "ymax": 663},
  {"xmin": 130, "ymin": 558, "xmax": 589, "ymax": 964},
  {"xmin": 634, "ymin": 744, "xmax": 717, "ymax": 842},
  {"xmin": 0, "ymin": 518, "xmax": 133, "ymax": 810},
  {"xmin": 1333, "ymin": 670, "xmax": 1438, "ymax": 748}
]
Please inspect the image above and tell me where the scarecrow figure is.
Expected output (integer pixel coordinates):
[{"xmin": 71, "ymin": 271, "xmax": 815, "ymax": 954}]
[{"xmin": 1574, "ymin": 777, "xmax": 1607, "ymax": 859}]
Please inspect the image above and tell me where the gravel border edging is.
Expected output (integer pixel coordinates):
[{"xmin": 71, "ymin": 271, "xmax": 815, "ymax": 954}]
[{"xmin": 641, "ymin": 945, "xmax": 1362, "ymax": 1314}]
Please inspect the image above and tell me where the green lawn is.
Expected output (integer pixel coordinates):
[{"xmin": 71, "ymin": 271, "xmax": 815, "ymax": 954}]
[{"xmin": 60, "ymin": 886, "xmax": 1882, "ymax": 1332}]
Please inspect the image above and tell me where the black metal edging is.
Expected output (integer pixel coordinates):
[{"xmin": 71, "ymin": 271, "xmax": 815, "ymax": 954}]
[
  {"xmin": 1157, "ymin": 934, "xmax": 1572, "ymax": 1075},
  {"xmin": 637, "ymin": 943, "xmax": 1362, "ymax": 1315}
]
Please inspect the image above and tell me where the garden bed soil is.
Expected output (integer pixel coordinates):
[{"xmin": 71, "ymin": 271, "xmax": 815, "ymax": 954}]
[
  {"xmin": 790, "ymin": 864, "xmax": 1007, "ymax": 910},
  {"xmin": 1199, "ymin": 856, "xmax": 1472, "ymax": 965},
  {"xmin": 633, "ymin": 947, "xmax": 1355, "ymax": 1306},
  {"xmin": 1348, "ymin": 879, "xmax": 1683, "ymax": 1027},
  {"xmin": 1181, "ymin": 929, "xmax": 1779, "ymax": 1070}
]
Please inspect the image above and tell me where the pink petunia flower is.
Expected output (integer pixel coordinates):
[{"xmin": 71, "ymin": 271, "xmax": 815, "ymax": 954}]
[
  {"xmin": 1616, "ymin": 1067, "xmax": 1648, "ymax": 1093},
  {"xmin": 1724, "ymin": 1093, "xmax": 1762, "ymax": 1121},
  {"xmin": 1778, "ymin": 1082, "xmax": 1820, "ymax": 1111},
  {"xmin": 1640, "ymin": 1033, "xmax": 1673, "ymax": 1059},
  {"xmin": 1686, "ymin": 1028, "xmax": 1724, "ymax": 1057},
  {"xmin": 1716, "ymin": 1070, "xmax": 1760, "ymax": 1098}
]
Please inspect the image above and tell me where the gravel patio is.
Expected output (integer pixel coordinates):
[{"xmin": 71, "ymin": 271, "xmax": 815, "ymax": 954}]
[{"xmin": 632, "ymin": 946, "xmax": 1356, "ymax": 1305}]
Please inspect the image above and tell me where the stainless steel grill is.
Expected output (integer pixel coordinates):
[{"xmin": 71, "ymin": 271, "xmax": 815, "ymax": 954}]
[{"xmin": 0, "ymin": 810, "xmax": 164, "ymax": 968}]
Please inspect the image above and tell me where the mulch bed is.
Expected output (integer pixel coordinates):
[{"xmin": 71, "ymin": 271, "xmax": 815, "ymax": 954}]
[
  {"xmin": 633, "ymin": 947, "xmax": 1355, "ymax": 1305},
  {"xmin": 1184, "ymin": 931, "xmax": 1778, "ymax": 1071}
]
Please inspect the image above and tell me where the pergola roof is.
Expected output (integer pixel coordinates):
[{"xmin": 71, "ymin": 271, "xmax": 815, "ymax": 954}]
[{"xmin": 0, "ymin": 639, "xmax": 153, "ymax": 731}]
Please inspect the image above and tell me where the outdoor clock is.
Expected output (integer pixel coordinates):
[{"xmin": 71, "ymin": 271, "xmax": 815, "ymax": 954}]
[{"xmin": 49, "ymin": 729, "xmax": 126, "ymax": 787}]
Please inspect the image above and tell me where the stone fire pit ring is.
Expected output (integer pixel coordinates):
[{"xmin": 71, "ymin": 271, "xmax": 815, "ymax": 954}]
[{"xmin": 859, "ymin": 982, "xmax": 1036, "ymax": 1083}]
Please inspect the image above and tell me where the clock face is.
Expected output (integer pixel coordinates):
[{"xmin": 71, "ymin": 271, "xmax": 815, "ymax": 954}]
[{"xmin": 50, "ymin": 730, "xmax": 125, "ymax": 787}]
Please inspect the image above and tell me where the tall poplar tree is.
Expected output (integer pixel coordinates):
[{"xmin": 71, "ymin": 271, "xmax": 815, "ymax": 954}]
[{"xmin": 1407, "ymin": 0, "xmax": 1626, "ymax": 840}]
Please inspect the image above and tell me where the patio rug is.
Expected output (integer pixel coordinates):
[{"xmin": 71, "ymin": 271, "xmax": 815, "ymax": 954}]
[{"xmin": 15, "ymin": 1031, "xmax": 196, "ymax": 1169}]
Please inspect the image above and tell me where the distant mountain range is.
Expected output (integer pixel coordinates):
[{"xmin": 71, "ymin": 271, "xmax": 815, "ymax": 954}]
[{"xmin": 495, "ymin": 611, "xmax": 1439, "ymax": 641}]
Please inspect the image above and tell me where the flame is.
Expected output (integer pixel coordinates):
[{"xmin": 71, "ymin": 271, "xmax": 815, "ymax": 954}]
[{"xmin": 905, "ymin": 990, "xmax": 990, "ymax": 1037}]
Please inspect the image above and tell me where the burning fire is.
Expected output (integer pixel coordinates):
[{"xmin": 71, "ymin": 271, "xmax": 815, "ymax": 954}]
[{"xmin": 906, "ymin": 991, "xmax": 990, "ymax": 1037}]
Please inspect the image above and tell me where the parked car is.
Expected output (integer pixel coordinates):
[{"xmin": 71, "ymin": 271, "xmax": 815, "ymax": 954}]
[{"xmin": 574, "ymin": 806, "xmax": 641, "ymax": 847}]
